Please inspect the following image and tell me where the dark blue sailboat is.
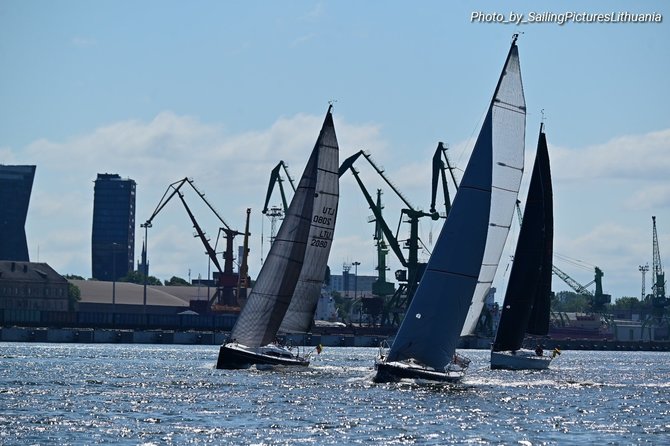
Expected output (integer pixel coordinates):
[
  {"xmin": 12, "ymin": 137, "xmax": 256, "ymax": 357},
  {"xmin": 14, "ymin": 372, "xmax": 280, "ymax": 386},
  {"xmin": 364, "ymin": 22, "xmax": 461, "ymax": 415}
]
[{"xmin": 374, "ymin": 36, "xmax": 526, "ymax": 383}]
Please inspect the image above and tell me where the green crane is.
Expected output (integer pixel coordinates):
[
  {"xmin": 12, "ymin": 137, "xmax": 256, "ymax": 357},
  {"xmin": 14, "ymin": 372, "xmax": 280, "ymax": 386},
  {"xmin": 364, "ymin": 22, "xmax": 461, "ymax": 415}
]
[
  {"xmin": 651, "ymin": 216, "xmax": 668, "ymax": 317},
  {"xmin": 339, "ymin": 143, "xmax": 456, "ymax": 326}
]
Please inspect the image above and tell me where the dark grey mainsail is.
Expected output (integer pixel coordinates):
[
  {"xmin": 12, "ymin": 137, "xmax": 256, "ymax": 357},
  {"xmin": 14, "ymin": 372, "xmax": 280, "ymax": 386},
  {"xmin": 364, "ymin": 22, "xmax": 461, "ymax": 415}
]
[
  {"xmin": 230, "ymin": 106, "xmax": 337, "ymax": 347},
  {"xmin": 279, "ymin": 111, "xmax": 339, "ymax": 334},
  {"xmin": 493, "ymin": 124, "xmax": 553, "ymax": 352},
  {"xmin": 384, "ymin": 37, "xmax": 525, "ymax": 373}
]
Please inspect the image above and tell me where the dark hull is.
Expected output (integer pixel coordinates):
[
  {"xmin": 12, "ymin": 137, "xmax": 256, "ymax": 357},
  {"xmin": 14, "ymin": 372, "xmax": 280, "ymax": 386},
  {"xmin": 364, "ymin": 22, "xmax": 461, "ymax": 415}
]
[
  {"xmin": 216, "ymin": 344, "xmax": 309, "ymax": 370},
  {"xmin": 374, "ymin": 360, "xmax": 465, "ymax": 384}
]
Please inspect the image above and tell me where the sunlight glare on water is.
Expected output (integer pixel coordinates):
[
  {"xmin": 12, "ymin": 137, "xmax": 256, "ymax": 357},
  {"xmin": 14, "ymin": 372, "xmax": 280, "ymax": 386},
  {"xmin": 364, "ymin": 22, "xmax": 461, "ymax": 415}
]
[{"xmin": 1, "ymin": 344, "xmax": 669, "ymax": 444}]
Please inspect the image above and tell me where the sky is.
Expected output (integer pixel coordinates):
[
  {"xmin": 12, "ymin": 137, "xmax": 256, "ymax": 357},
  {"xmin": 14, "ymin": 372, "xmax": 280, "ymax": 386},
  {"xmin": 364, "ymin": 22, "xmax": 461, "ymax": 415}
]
[{"xmin": 1, "ymin": 0, "xmax": 669, "ymax": 302}]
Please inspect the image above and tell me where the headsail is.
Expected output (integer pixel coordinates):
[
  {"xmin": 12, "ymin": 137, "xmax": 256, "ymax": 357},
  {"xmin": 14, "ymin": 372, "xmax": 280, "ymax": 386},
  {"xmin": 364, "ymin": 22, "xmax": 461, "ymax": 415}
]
[
  {"xmin": 386, "ymin": 37, "xmax": 526, "ymax": 371},
  {"xmin": 493, "ymin": 124, "xmax": 553, "ymax": 350},
  {"xmin": 525, "ymin": 125, "xmax": 553, "ymax": 336},
  {"xmin": 460, "ymin": 38, "xmax": 527, "ymax": 337},
  {"xmin": 279, "ymin": 110, "xmax": 340, "ymax": 333},
  {"xmin": 498, "ymin": 124, "xmax": 553, "ymax": 346},
  {"xmin": 230, "ymin": 106, "xmax": 336, "ymax": 347}
]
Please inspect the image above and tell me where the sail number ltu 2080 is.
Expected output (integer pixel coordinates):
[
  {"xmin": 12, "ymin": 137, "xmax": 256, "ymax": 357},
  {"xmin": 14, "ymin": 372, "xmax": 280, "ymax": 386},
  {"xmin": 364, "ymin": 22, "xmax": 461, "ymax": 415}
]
[{"xmin": 311, "ymin": 206, "xmax": 336, "ymax": 248}]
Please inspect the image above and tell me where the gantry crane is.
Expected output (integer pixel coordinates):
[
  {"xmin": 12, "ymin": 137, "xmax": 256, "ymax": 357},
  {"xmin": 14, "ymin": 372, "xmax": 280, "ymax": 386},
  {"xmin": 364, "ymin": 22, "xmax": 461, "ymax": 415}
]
[
  {"xmin": 143, "ymin": 177, "xmax": 248, "ymax": 312},
  {"xmin": 651, "ymin": 216, "xmax": 668, "ymax": 317}
]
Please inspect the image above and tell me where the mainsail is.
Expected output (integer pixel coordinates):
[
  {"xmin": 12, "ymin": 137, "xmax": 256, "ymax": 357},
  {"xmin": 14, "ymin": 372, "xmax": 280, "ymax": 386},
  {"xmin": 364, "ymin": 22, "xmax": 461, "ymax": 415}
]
[
  {"xmin": 279, "ymin": 111, "xmax": 339, "ymax": 333},
  {"xmin": 460, "ymin": 39, "xmax": 527, "ymax": 337},
  {"xmin": 230, "ymin": 106, "xmax": 338, "ymax": 347},
  {"xmin": 386, "ymin": 37, "xmax": 525, "ymax": 371},
  {"xmin": 493, "ymin": 124, "xmax": 553, "ymax": 351}
]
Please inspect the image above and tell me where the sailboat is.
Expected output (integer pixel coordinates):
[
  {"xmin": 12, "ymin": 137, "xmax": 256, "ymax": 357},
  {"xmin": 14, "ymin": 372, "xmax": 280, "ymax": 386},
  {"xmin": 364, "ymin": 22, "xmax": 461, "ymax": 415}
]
[
  {"xmin": 216, "ymin": 105, "xmax": 339, "ymax": 369},
  {"xmin": 490, "ymin": 122, "xmax": 554, "ymax": 370},
  {"xmin": 374, "ymin": 35, "xmax": 526, "ymax": 383}
]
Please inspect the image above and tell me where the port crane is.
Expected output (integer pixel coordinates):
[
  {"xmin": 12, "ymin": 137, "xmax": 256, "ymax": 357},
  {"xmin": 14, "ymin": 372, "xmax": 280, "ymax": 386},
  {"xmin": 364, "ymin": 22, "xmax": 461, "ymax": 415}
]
[
  {"xmin": 513, "ymin": 201, "xmax": 611, "ymax": 313},
  {"xmin": 339, "ymin": 143, "xmax": 456, "ymax": 326},
  {"xmin": 651, "ymin": 215, "xmax": 668, "ymax": 317},
  {"xmin": 143, "ymin": 177, "xmax": 249, "ymax": 312},
  {"xmin": 261, "ymin": 161, "xmax": 296, "ymax": 254},
  {"xmin": 260, "ymin": 143, "xmax": 457, "ymax": 326}
]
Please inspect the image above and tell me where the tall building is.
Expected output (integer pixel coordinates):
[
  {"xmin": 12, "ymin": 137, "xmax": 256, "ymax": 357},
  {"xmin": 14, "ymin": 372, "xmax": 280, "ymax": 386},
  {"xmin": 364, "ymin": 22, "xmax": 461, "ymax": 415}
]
[
  {"xmin": 91, "ymin": 173, "xmax": 136, "ymax": 281},
  {"xmin": 0, "ymin": 165, "xmax": 36, "ymax": 261}
]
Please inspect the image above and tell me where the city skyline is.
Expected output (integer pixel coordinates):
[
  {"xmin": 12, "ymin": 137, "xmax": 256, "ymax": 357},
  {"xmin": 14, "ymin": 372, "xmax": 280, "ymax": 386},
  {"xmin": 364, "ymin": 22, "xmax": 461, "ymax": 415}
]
[{"xmin": 1, "ymin": 1, "xmax": 669, "ymax": 301}]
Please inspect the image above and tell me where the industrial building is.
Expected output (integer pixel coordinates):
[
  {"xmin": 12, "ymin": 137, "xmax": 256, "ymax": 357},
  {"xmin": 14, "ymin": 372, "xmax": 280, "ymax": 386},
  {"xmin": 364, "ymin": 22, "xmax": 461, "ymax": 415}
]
[
  {"xmin": 91, "ymin": 173, "xmax": 136, "ymax": 281},
  {"xmin": 0, "ymin": 261, "xmax": 69, "ymax": 312},
  {"xmin": 0, "ymin": 165, "xmax": 36, "ymax": 262}
]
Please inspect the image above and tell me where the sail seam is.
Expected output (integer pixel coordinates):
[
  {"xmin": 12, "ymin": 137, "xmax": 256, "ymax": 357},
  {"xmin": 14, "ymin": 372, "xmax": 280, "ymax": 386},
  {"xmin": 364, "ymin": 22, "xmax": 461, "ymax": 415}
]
[
  {"xmin": 493, "ymin": 100, "xmax": 526, "ymax": 114},
  {"xmin": 493, "ymin": 185, "xmax": 522, "ymax": 194},
  {"xmin": 317, "ymin": 167, "xmax": 339, "ymax": 175}
]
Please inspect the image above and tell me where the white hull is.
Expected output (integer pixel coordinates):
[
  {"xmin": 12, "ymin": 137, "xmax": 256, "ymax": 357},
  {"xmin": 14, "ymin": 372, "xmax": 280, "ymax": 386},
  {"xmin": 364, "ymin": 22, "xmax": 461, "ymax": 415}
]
[{"xmin": 490, "ymin": 349, "xmax": 552, "ymax": 370}]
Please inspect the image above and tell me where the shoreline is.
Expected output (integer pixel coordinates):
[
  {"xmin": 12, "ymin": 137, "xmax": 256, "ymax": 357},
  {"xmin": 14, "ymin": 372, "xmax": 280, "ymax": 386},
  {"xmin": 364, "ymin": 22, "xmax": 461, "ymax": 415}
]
[{"xmin": 2, "ymin": 326, "xmax": 670, "ymax": 351}]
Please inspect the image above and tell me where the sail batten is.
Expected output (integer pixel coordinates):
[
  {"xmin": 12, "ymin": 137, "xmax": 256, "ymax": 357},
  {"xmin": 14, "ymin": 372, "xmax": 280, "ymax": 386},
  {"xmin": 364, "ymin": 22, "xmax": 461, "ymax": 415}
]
[
  {"xmin": 493, "ymin": 124, "xmax": 553, "ymax": 352},
  {"xmin": 229, "ymin": 106, "xmax": 339, "ymax": 347},
  {"xmin": 461, "ymin": 41, "xmax": 526, "ymax": 337},
  {"xmin": 279, "ymin": 108, "xmax": 340, "ymax": 334},
  {"xmin": 385, "ymin": 39, "xmax": 525, "ymax": 373}
]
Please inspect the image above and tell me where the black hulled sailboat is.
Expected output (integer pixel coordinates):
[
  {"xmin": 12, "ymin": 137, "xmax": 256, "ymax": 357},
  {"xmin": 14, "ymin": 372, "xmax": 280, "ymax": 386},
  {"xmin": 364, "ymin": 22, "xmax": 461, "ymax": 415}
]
[{"xmin": 216, "ymin": 105, "xmax": 339, "ymax": 369}]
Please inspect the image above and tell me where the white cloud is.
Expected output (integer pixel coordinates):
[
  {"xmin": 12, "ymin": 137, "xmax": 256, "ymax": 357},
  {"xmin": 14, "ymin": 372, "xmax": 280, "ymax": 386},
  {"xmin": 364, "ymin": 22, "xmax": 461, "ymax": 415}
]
[
  {"xmin": 17, "ymin": 110, "xmax": 386, "ymax": 282},
  {"xmin": 550, "ymin": 128, "xmax": 670, "ymax": 181},
  {"xmin": 12, "ymin": 113, "xmax": 670, "ymax": 299}
]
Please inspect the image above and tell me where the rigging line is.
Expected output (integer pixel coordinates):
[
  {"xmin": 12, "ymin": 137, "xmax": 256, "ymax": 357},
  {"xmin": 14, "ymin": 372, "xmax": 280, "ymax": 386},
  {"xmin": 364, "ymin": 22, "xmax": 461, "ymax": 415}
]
[{"xmin": 554, "ymin": 252, "xmax": 594, "ymax": 266}]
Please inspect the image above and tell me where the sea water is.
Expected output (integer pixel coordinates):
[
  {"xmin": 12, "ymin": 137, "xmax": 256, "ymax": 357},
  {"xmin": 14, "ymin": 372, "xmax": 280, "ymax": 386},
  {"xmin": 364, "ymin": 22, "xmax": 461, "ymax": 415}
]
[{"xmin": 1, "ymin": 343, "xmax": 668, "ymax": 445}]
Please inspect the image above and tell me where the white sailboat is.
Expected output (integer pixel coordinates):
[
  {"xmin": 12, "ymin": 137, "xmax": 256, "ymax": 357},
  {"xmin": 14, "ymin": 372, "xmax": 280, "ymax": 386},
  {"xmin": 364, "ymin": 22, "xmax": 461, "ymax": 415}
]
[
  {"xmin": 216, "ymin": 105, "xmax": 339, "ymax": 369},
  {"xmin": 491, "ymin": 123, "xmax": 555, "ymax": 370},
  {"xmin": 374, "ymin": 35, "xmax": 526, "ymax": 383}
]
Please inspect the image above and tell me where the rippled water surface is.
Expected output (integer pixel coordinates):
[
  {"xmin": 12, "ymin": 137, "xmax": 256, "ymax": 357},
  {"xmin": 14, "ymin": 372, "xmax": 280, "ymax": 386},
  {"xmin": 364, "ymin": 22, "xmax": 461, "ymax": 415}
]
[{"xmin": 1, "ymin": 343, "xmax": 669, "ymax": 444}]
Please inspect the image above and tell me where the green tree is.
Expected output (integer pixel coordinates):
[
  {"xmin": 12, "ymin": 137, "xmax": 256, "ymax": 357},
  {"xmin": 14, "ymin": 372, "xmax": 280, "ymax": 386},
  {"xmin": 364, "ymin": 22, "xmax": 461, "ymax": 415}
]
[
  {"xmin": 67, "ymin": 282, "xmax": 81, "ymax": 311},
  {"xmin": 64, "ymin": 274, "xmax": 85, "ymax": 280},
  {"xmin": 332, "ymin": 291, "xmax": 353, "ymax": 323},
  {"xmin": 164, "ymin": 276, "xmax": 191, "ymax": 286},
  {"xmin": 552, "ymin": 291, "xmax": 591, "ymax": 312},
  {"xmin": 119, "ymin": 270, "xmax": 163, "ymax": 286},
  {"xmin": 612, "ymin": 296, "xmax": 644, "ymax": 312}
]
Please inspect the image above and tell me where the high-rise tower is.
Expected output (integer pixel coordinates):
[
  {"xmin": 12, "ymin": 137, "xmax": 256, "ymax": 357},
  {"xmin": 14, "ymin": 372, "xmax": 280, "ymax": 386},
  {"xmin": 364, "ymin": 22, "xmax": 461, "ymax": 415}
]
[
  {"xmin": 91, "ymin": 173, "xmax": 136, "ymax": 281},
  {"xmin": 0, "ymin": 165, "xmax": 36, "ymax": 261}
]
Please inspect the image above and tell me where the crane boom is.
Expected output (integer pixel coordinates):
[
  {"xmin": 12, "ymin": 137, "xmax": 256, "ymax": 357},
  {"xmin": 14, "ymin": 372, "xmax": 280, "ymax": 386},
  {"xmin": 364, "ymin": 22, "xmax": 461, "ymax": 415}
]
[
  {"xmin": 262, "ymin": 161, "xmax": 296, "ymax": 214},
  {"xmin": 652, "ymin": 215, "xmax": 666, "ymax": 299},
  {"xmin": 340, "ymin": 160, "xmax": 408, "ymax": 267},
  {"xmin": 430, "ymin": 142, "xmax": 457, "ymax": 217}
]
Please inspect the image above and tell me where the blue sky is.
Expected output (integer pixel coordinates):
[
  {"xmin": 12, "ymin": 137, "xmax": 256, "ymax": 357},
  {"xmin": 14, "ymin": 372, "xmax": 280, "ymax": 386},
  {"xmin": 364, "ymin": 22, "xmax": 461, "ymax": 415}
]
[{"xmin": 1, "ymin": 0, "xmax": 668, "ymax": 301}]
